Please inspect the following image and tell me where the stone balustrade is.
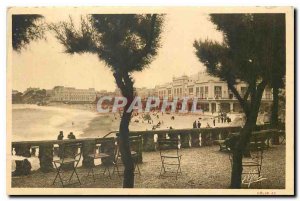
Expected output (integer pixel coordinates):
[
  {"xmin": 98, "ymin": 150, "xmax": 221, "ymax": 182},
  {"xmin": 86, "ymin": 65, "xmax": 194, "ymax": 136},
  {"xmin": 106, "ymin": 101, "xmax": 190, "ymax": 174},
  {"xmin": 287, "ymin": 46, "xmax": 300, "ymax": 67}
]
[{"xmin": 11, "ymin": 124, "xmax": 280, "ymax": 176}]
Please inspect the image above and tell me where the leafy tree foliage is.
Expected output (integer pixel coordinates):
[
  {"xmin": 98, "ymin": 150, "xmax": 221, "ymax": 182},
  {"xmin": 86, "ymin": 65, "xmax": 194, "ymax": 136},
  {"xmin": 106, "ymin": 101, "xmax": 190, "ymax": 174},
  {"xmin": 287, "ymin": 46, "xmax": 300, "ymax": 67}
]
[
  {"xmin": 12, "ymin": 14, "xmax": 45, "ymax": 51},
  {"xmin": 50, "ymin": 15, "xmax": 163, "ymax": 73}
]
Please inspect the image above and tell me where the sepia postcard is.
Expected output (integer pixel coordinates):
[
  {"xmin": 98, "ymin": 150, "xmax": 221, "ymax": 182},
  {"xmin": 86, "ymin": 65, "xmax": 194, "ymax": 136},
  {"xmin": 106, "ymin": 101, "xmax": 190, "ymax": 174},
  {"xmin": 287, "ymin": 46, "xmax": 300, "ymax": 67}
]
[{"xmin": 6, "ymin": 6, "xmax": 294, "ymax": 195}]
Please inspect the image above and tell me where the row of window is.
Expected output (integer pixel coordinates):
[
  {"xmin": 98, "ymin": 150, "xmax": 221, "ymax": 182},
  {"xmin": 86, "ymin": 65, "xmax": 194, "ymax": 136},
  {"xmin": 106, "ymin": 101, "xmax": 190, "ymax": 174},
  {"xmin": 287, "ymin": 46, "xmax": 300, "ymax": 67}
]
[
  {"xmin": 53, "ymin": 95, "xmax": 96, "ymax": 101},
  {"xmin": 155, "ymin": 86, "xmax": 272, "ymax": 100}
]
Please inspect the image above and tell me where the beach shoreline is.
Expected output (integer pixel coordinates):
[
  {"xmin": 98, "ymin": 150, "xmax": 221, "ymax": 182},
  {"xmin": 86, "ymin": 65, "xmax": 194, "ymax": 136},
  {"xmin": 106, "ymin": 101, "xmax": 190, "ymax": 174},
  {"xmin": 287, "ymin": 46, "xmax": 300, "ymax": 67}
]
[{"xmin": 12, "ymin": 103, "xmax": 268, "ymax": 142}]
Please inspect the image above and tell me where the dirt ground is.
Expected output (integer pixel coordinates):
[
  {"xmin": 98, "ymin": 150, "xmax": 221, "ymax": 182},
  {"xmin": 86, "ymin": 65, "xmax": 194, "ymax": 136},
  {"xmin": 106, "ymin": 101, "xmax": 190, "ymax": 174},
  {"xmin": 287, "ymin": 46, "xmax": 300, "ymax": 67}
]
[{"xmin": 11, "ymin": 144, "xmax": 285, "ymax": 189}]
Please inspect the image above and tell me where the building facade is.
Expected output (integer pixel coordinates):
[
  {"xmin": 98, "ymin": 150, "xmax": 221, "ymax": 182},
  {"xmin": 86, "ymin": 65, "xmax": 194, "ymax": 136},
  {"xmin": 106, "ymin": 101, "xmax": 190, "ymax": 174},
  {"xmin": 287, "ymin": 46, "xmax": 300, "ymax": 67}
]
[
  {"xmin": 152, "ymin": 71, "xmax": 272, "ymax": 113},
  {"xmin": 49, "ymin": 86, "xmax": 96, "ymax": 103}
]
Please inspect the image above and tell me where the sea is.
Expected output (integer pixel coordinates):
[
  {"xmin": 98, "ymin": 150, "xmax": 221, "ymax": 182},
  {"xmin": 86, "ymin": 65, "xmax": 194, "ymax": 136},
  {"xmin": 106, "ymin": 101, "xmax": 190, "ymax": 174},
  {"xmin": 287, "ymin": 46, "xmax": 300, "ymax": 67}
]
[
  {"xmin": 11, "ymin": 104, "xmax": 253, "ymax": 142},
  {"xmin": 12, "ymin": 104, "xmax": 98, "ymax": 141}
]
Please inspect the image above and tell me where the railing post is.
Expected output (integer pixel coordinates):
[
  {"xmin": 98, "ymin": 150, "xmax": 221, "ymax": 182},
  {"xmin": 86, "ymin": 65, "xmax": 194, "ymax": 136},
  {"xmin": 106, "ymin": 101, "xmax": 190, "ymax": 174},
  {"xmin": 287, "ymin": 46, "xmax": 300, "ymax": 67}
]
[
  {"xmin": 13, "ymin": 144, "xmax": 31, "ymax": 176},
  {"xmin": 82, "ymin": 140, "xmax": 95, "ymax": 168},
  {"xmin": 142, "ymin": 132, "xmax": 155, "ymax": 151},
  {"xmin": 38, "ymin": 144, "xmax": 54, "ymax": 172},
  {"xmin": 101, "ymin": 138, "xmax": 115, "ymax": 166}
]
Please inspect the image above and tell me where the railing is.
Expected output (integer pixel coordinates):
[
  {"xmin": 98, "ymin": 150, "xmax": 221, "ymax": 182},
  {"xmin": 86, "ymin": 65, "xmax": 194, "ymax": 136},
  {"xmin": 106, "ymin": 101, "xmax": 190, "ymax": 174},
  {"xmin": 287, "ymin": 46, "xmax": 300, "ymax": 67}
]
[{"xmin": 11, "ymin": 124, "xmax": 280, "ymax": 176}]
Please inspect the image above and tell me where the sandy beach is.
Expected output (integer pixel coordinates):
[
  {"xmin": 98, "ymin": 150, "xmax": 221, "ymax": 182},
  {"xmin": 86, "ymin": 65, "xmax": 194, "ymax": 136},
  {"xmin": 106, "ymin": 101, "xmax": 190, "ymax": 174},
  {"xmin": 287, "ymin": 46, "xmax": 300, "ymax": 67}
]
[{"xmin": 12, "ymin": 103, "xmax": 269, "ymax": 141}]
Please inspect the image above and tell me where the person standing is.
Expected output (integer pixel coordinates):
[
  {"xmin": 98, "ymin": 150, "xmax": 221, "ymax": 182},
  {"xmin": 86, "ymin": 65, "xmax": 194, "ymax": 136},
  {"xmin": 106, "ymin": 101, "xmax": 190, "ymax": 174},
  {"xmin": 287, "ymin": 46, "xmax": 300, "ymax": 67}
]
[
  {"xmin": 206, "ymin": 123, "xmax": 211, "ymax": 128},
  {"xmin": 213, "ymin": 119, "xmax": 216, "ymax": 127},
  {"xmin": 197, "ymin": 121, "xmax": 201, "ymax": 128},
  {"xmin": 193, "ymin": 120, "xmax": 197, "ymax": 128},
  {"xmin": 57, "ymin": 131, "xmax": 64, "ymax": 140},
  {"xmin": 68, "ymin": 132, "xmax": 76, "ymax": 140}
]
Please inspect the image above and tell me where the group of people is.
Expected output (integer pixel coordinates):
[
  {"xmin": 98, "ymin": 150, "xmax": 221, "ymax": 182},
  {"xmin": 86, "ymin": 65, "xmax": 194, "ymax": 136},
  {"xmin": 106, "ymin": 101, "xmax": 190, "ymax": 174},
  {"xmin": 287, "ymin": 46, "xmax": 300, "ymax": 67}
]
[
  {"xmin": 193, "ymin": 120, "xmax": 202, "ymax": 128},
  {"xmin": 217, "ymin": 113, "xmax": 232, "ymax": 124},
  {"xmin": 57, "ymin": 131, "xmax": 76, "ymax": 140}
]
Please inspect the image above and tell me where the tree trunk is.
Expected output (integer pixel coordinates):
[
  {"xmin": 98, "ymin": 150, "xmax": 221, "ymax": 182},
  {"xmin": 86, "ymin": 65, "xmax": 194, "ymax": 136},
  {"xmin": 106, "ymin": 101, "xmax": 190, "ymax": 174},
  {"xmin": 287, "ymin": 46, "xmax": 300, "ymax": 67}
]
[
  {"xmin": 119, "ymin": 109, "xmax": 135, "ymax": 188},
  {"xmin": 230, "ymin": 120, "xmax": 254, "ymax": 188},
  {"xmin": 271, "ymin": 86, "xmax": 279, "ymax": 144},
  {"xmin": 230, "ymin": 81, "xmax": 267, "ymax": 188},
  {"xmin": 271, "ymin": 86, "xmax": 279, "ymax": 127},
  {"xmin": 114, "ymin": 72, "xmax": 135, "ymax": 188},
  {"xmin": 230, "ymin": 149, "xmax": 243, "ymax": 188}
]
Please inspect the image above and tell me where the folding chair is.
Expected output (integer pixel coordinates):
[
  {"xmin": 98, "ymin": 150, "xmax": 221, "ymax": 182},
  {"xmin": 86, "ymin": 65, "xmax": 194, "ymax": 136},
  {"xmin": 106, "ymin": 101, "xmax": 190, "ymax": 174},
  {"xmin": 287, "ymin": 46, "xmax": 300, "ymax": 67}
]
[
  {"xmin": 157, "ymin": 138, "xmax": 182, "ymax": 179},
  {"xmin": 87, "ymin": 141, "xmax": 111, "ymax": 181},
  {"xmin": 112, "ymin": 136, "xmax": 142, "ymax": 176},
  {"xmin": 278, "ymin": 130, "xmax": 286, "ymax": 144},
  {"xmin": 242, "ymin": 146, "xmax": 263, "ymax": 175},
  {"xmin": 52, "ymin": 142, "xmax": 82, "ymax": 187},
  {"xmin": 229, "ymin": 143, "xmax": 265, "ymax": 188}
]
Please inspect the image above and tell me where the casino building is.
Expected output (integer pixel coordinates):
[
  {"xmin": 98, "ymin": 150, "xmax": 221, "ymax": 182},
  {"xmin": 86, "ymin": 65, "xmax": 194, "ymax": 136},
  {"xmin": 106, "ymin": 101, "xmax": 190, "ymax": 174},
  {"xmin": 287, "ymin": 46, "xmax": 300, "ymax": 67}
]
[{"xmin": 152, "ymin": 71, "xmax": 272, "ymax": 113}]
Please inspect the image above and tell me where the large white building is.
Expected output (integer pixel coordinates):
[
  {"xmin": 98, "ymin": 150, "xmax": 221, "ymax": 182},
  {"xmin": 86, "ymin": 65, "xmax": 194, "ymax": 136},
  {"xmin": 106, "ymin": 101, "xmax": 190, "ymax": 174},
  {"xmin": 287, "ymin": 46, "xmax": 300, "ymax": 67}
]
[
  {"xmin": 49, "ymin": 86, "xmax": 96, "ymax": 103},
  {"xmin": 153, "ymin": 71, "xmax": 272, "ymax": 113}
]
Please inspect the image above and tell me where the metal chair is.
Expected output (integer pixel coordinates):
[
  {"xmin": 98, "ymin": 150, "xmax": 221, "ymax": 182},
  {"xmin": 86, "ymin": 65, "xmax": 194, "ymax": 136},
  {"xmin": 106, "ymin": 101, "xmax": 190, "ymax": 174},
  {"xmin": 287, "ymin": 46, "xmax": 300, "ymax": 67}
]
[
  {"xmin": 228, "ymin": 142, "xmax": 265, "ymax": 188},
  {"xmin": 278, "ymin": 130, "xmax": 286, "ymax": 144},
  {"xmin": 157, "ymin": 138, "xmax": 182, "ymax": 179},
  {"xmin": 112, "ymin": 136, "xmax": 142, "ymax": 176},
  {"xmin": 87, "ymin": 142, "xmax": 111, "ymax": 181},
  {"xmin": 52, "ymin": 142, "xmax": 82, "ymax": 187}
]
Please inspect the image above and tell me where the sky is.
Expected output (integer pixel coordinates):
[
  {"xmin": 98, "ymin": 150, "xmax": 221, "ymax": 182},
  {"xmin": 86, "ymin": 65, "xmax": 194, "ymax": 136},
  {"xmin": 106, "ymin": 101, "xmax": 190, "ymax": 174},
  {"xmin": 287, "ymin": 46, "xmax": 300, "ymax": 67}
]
[{"xmin": 11, "ymin": 10, "xmax": 224, "ymax": 92}]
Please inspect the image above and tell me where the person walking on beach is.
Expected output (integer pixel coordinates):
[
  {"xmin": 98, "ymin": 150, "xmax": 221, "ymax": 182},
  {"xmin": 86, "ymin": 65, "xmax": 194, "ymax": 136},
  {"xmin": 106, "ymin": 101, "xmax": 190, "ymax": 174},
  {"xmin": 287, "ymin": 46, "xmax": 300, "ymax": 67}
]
[
  {"xmin": 197, "ymin": 121, "xmax": 201, "ymax": 128},
  {"xmin": 193, "ymin": 120, "xmax": 197, "ymax": 128}
]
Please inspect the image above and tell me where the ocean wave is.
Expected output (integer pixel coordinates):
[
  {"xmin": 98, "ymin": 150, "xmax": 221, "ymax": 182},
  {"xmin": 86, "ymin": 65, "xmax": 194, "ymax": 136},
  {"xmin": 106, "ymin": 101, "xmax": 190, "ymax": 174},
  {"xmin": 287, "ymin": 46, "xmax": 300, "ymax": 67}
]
[{"xmin": 12, "ymin": 104, "xmax": 97, "ymax": 141}]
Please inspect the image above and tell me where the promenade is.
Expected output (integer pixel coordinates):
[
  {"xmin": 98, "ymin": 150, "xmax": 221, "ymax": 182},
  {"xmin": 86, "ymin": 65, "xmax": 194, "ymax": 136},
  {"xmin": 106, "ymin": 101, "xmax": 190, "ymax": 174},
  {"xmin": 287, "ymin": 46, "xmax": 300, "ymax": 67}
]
[{"xmin": 11, "ymin": 144, "xmax": 285, "ymax": 189}]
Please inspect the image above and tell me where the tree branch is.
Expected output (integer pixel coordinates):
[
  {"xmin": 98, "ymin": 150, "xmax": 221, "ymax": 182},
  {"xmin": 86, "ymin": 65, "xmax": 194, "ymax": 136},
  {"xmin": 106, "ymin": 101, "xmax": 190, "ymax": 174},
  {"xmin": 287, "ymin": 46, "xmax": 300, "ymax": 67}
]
[
  {"xmin": 243, "ymin": 86, "xmax": 251, "ymax": 101},
  {"xmin": 249, "ymin": 79, "xmax": 268, "ymax": 121},
  {"xmin": 227, "ymin": 82, "xmax": 250, "ymax": 115},
  {"xmin": 257, "ymin": 79, "xmax": 268, "ymax": 92}
]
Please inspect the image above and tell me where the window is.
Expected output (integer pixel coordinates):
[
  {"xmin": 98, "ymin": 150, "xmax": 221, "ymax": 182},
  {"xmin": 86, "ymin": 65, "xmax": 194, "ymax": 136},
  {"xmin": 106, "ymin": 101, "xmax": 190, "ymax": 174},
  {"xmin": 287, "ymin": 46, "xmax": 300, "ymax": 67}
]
[
  {"xmin": 214, "ymin": 86, "xmax": 222, "ymax": 99},
  {"xmin": 228, "ymin": 86, "xmax": 233, "ymax": 99},
  {"xmin": 188, "ymin": 87, "xmax": 193, "ymax": 95},
  {"xmin": 205, "ymin": 86, "xmax": 209, "ymax": 98},
  {"xmin": 196, "ymin": 87, "xmax": 200, "ymax": 97},
  {"xmin": 200, "ymin": 87, "xmax": 204, "ymax": 99},
  {"xmin": 265, "ymin": 89, "xmax": 271, "ymax": 99}
]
